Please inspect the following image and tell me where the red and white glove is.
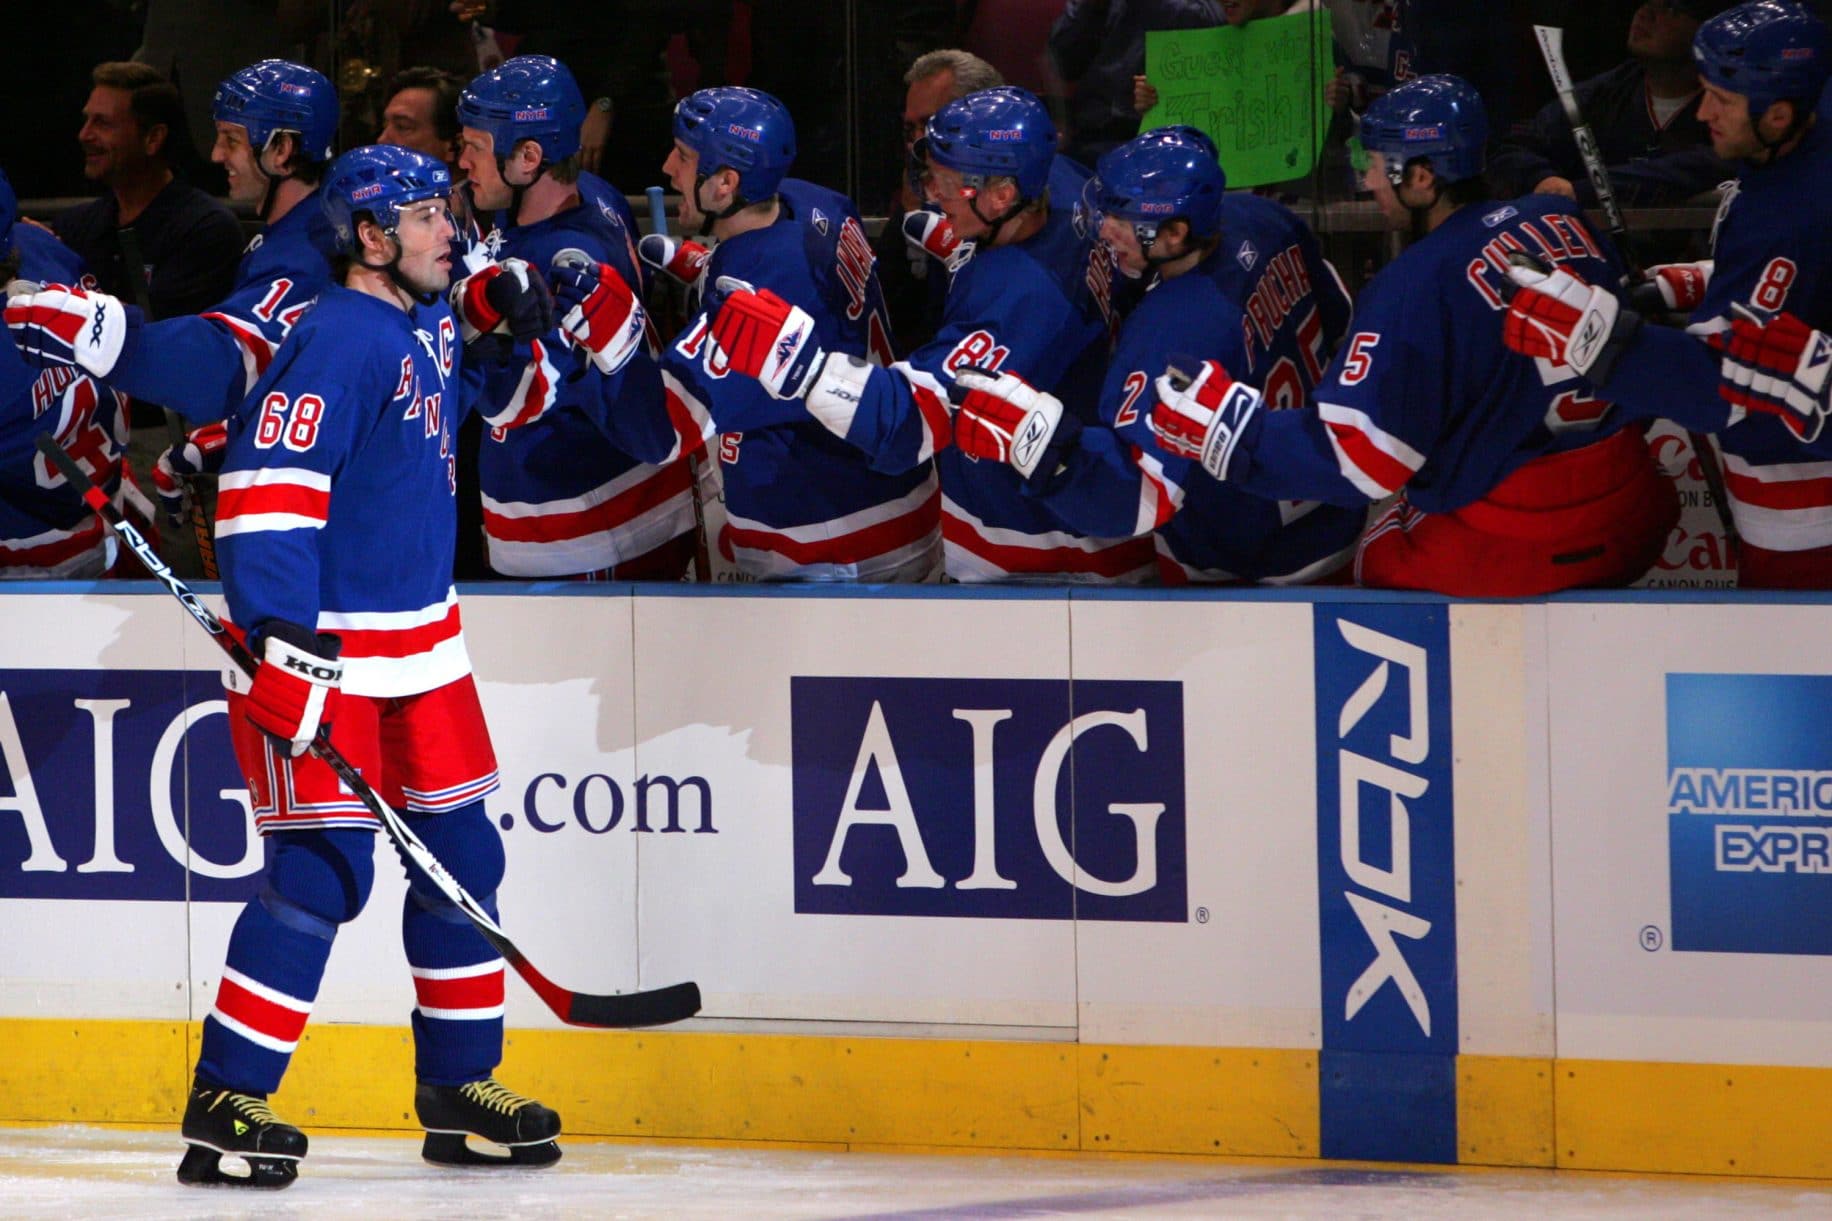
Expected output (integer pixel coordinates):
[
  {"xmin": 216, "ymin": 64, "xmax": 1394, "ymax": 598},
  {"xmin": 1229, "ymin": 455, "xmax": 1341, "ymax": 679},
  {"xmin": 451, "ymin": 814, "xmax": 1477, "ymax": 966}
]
[
  {"xmin": 953, "ymin": 368, "xmax": 1068, "ymax": 480},
  {"xmin": 550, "ymin": 255, "xmax": 646, "ymax": 375},
  {"xmin": 5, "ymin": 282, "xmax": 132, "ymax": 376},
  {"xmin": 901, "ymin": 209, "xmax": 975, "ymax": 275},
  {"xmin": 1149, "ymin": 360, "xmax": 1262, "ymax": 482},
  {"xmin": 1719, "ymin": 303, "xmax": 1832, "ymax": 442},
  {"xmin": 151, "ymin": 421, "xmax": 228, "ymax": 527},
  {"xmin": 450, "ymin": 257, "xmax": 553, "ymax": 343},
  {"xmin": 638, "ymin": 232, "xmax": 712, "ymax": 288},
  {"xmin": 1501, "ymin": 256, "xmax": 1641, "ymax": 384},
  {"xmin": 244, "ymin": 621, "xmax": 342, "ymax": 758},
  {"xmin": 1630, "ymin": 260, "xmax": 1713, "ymax": 315},
  {"xmin": 707, "ymin": 279, "xmax": 826, "ymax": 400}
]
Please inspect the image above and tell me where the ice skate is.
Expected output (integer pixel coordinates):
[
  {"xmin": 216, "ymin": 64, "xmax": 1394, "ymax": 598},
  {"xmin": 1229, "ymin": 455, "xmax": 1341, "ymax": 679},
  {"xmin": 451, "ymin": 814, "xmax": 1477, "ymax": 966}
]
[
  {"xmin": 415, "ymin": 1077, "xmax": 562, "ymax": 1167},
  {"xmin": 176, "ymin": 1081, "xmax": 306, "ymax": 1188}
]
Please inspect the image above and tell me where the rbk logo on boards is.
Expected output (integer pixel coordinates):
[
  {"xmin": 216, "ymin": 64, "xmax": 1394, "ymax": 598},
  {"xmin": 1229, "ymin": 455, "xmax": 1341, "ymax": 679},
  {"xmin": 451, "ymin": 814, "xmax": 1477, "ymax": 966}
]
[
  {"xmin": 1667, "ymin": 674, "xmax": 1832, "ymax": 955},
  {"xmin": 789, "ymin": 676, "xmax": 1186, "ymax": 921}
]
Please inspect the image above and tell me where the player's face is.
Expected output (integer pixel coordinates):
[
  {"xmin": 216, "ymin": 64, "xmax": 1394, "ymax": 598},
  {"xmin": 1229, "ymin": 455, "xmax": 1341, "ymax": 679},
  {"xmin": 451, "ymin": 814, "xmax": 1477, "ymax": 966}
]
[
  {"xmin": 922, "ymin": 159, "xmax": 990, "ymax": 238},
  {"xmin": 1363, "ymin": 152, "xmax": 1413, "ymax": 227},
  {"xmin": 1099, "ymin": 214, "xmax": 1150, "ymax": 277},
  {"xmin": 211, "ymin": 121, "xmax": 268, "ymax": 206},
  {"xmin": 391, "ymin": 198, "xmax": 458, "ymax": 295},
  {"xmin": 79, "ymin": 86, "xmax": 151, "ymax": 186},
  {"xmin": 664, "ymin": 140, "xmax": 708, "ymax": 228},
  {"xmin": 458, "ymin": 128, "xmax": 510, "ymax": 211},
  {"xmin": 379, "ymin": 88, "xmax": 454, "ymax": 167},
  {"xmin": 1697, "ymin": 82, "xmax": 1763, "ymax": 160}
]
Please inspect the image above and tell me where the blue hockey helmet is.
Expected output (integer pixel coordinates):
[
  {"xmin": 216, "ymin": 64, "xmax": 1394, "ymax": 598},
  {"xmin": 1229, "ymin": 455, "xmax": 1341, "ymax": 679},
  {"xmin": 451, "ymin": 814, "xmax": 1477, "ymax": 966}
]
[
  {"xmin": 1358, "ymin": 74, "xmax": 1489, "ymax": 186},
  {"xmin": 1157, "ymin": 124, "xmax": 1219, "ymax": 161},
  {"xmin": 212, "ymin": 60, "xmax": 338, "ymax": 164},
  {"xmin": 672, "ymin": 86, "xmax": 797, "ymax": 201},
  {"xmin": 1090, "ymin": 128, "xmax": 1227, "ymax": 248},
  {"xmin": 0, "ymin": 167, "xmax": 14, "ymax": 258},
  {"xmin": 923, "ymin": 86, "xmax": 1056, "ymax": 199},
  {"xmin": 1694, "ymin": 1, "xmax": 1831, "ymax": 114},
  {"xmin": 456, "ymin": 54, "xmax": 586, "ymax": 164},
  {"xmin": 322, "ymin": 145, "xmax": 452, "ymax": 254}
]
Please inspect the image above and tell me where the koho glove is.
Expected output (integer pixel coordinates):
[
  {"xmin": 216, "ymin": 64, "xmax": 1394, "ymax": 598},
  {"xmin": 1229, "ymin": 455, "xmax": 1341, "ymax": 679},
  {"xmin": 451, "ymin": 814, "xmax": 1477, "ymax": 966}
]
[{"xmin": 244, "ymin": 621, "xmax": 342, "ymax": 759}]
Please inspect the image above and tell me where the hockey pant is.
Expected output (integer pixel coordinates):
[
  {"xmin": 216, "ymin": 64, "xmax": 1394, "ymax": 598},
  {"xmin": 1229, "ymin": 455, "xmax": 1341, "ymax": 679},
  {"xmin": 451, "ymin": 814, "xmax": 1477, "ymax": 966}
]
[
  {"xmin": 1733, "ymin": 542, "xmax": 1832, "ymax": 590},
  {"xmin": 199, "ymin": 679, "xmax": 508, "ymax": 1094},
  {"xmin": 1354, "ymin": 426, "xmax": 1680, "ymax": 596}
]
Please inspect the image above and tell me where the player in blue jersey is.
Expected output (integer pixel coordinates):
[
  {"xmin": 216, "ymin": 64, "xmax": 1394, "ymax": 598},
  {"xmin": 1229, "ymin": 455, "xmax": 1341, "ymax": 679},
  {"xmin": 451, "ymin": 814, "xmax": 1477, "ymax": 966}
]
[
  {"xmin": 454, "ymin": 55, "xmax": 699, "ymax": 580},
  {"xmin": 0, "ymin": 167, "xmax": 145, "ymax": 576},
  {"xmin": 948, "ymin": 127, "xmax": 1364, "ymax": 583},
  {"xmin": 1148, "ymin": 75, "xmax": 1678, "ymax": 596},
  {"xmin": 658, "ymin": 87, "xmax": 940, "ymax": 581},
  {"xmin": 172, "ymin": 146, "xmax": 561, "ymax": 1189},
  {"xmin": 707, "ymin": 87, "xmax": 1150, "ymax": 581},
  {"xmin": 1501, "ymin": 1, "xmax": 1832, "ymax": 588}
]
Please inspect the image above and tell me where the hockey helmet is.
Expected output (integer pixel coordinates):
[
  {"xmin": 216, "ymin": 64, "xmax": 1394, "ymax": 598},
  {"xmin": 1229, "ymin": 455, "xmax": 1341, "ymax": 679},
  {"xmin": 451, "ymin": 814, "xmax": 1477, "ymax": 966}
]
[
  {"xmin": 1358, "ymin": 74, "xmax": 1489, "ymax": 187},
  {"xmin": 212, "ymin": 60, "xmax": 338, "ymax": 163},
  {"xmin": 456, "ymin": 55, "xmax": 586, "ymax": 164},
  {"xmin": 322, "ymin": 145, "xmax": 452, "ymax": 254},
  {"xmin": 1090, "ymin": 128, "xmax": 1227, "ymax": 247},
  {"xmin": 923, "ymin": 87, "xmax": 1056, "ymax": 200},
  {"xmin": 672, "ymin": 87, "xmax": 797, "ymax": 201},
  {"xmin": 1694, "ymin": 1, "xmax": 1831, "ymax": 114}
]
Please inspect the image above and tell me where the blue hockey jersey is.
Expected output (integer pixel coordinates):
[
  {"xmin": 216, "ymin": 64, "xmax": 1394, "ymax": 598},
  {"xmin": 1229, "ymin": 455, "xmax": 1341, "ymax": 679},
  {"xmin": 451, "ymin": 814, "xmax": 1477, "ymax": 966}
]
[
  {"xmin": 470, "ymin": 173, "xmax": 697, "ymax": 576},
  {"xmin": 1229, "ymin": 194, "xmax": 1636, "ymax": 514},
  {"xmin": 815, "ymin": 157, "xmax": 1149, "ymax": 581},
  {"xmin": 104, "ymin": 193, "xmax": 339, "ymax": 423},
  {"xmin": 0, "ymin": 225, "xmax": 134, "ymax": 575},
  {"xmin": 1605, "ymin": 120, "xmax": 1832, "ymax": 554},
  {"xmin": 663, "ymin": 178, "xmax": 939, "ymax": 581},
  {"xmin": 216, "ymin": 287, "xmax": 470, "ymax": 698}
]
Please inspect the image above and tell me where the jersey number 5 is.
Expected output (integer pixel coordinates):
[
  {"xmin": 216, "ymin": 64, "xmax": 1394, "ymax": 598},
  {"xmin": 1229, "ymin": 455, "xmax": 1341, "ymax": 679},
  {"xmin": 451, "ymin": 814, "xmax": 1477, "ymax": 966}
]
[{"xmin": 253, "ymin": 392, "xmax": 326, "ymax": 452}]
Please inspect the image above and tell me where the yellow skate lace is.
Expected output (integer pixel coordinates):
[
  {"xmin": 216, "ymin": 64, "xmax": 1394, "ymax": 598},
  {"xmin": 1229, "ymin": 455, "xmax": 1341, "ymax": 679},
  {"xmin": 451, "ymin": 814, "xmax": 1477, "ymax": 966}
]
[
  {"xmin": 459, "ymin": 1079, "xmax": 535, "ymax": 1116},
  {"xmin": 218, "ymin": 1091, "xmax": 285, "ymax": 1127}
]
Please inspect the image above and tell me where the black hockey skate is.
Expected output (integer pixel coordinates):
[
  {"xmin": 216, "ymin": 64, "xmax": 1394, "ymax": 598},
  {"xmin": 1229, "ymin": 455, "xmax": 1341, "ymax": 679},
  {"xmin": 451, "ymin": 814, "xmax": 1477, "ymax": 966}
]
[
  {"xmin": 176, "ymin": 1081, "xmax": 307, "ymax": 1189},
  {"xmin": 415, "ymin": 1078, "xmax": 562, "ymax": 1167}
]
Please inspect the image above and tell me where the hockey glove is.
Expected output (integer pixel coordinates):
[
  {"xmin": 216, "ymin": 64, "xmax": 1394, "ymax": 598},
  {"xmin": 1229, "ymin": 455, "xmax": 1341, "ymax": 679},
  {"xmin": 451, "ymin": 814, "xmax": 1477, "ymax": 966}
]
[
  {"xmin": 5, "ymin": 282, "xmax": 135, "ymax": 377},
  {"xmin": 245, "ymin": 620, "xmax": 343, "ymax": 759},
  {"xmin": 151, "ymin": 421, "xmax": 229, "ymax": 527},
  {"xmin": 1150, "ymin": 360, "xmax": 1261, "ymax": 483},
  {"xmin": 1628, "ymin": 260, "xmax": 1713, "ymax": 317},
  {"xmin": 901, "ymin": 209, "xmax": 975, "ymax": 276},
  {"xmin": 551, "ymin": 256, "xmax": 646, "ymax": 375},
  {"xmin": 707, "ymin": 280, "xmax": 826, "ymax": 400},
  {"xmin": 450, "ymin": 258, "xmax": 554, "ymax": 343},
  {"xmin": 1719, "ymin": 303, "xmax": 1832, "ymax": 443},
  {"xmin": 638, "ymin": 232, "xmax": 712, "ymax": 289},
  {"xmin": 953, "ymin": 367, "xmax": 1071, "ymax": 481},
  {"xmin": 1500, "ymin": 255, "xmax": 1641, "ymax": 385}
]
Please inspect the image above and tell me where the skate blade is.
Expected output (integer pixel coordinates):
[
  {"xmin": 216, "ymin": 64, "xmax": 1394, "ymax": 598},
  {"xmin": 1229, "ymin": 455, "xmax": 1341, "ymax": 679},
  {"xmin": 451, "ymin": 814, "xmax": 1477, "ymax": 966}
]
[
  {"xmin": 421, "ymin": 1130, "xmax": 562, "ymax": 1168},
  {"xmin": 177, "ymin": 1143, "xmax": 300, "ymax": 1189}
]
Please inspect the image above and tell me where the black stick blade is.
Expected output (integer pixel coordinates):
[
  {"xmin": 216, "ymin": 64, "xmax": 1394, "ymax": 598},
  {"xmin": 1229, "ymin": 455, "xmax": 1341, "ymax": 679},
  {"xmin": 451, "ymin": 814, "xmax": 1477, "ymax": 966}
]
[{"xmin": 567, "ymin": 981, "xmax": 702, "ymax": 1028}]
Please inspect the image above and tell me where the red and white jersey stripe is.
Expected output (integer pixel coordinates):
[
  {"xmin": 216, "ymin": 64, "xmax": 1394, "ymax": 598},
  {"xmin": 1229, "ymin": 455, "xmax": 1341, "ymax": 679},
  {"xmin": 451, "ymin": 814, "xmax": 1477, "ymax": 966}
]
[
  {"xmin": 317, "ymin": 588, "xmax": 472, "ymax": 697},
  {"xmin": 200, "ymin": 310, "xmax": 281, "ymax": 398},
  {"xmin": 214, "ymin": 468, "xmax": 332, "ymax": 538},
  {"xmin": 210, "ymin": 966, "xmax": 314, "ymax": 1055},
  {"xmin": 720, "ymin": 471, "xmax": 942, "ymax": 581},
  {"xmin": 940, "ymin": 495, "xmax": 1155, "ymax": 583},
  {"xmin": 1720, "ymin": 450, "xmax": 1832, "ymax": 551},
  {"xmin": 481, "ymin": 460, "xmax": 696, "ymax": 576},
  {"xmin": 1316, "ymin": 401, "xmax": 1426, "ymax": 499}
]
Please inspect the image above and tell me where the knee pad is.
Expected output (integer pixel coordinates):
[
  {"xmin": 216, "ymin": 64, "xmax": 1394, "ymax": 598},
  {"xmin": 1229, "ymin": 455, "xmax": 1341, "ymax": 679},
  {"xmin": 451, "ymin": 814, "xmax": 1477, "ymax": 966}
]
[
  {"xmin": 264, "ymin": 829, "xmax": 377, "ymax": 938},
  {"xmin": 399, "ymin": 802, "xmax": 505, "ymax": 921}
]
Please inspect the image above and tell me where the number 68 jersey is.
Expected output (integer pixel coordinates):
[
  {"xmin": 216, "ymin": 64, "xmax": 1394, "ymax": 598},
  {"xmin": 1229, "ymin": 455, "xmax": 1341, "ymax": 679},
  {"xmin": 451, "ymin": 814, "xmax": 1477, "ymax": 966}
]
[{"xmin": 215, "ymin": 286, "xmax": 472, "ymax": 699}]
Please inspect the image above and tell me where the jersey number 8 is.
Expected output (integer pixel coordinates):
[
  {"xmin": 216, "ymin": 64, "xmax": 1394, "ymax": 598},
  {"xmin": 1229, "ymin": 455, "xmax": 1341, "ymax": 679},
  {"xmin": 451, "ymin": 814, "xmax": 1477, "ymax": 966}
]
[{"xmin": 253, "ymin": 391, "xmax": 326, "ymax": 452}]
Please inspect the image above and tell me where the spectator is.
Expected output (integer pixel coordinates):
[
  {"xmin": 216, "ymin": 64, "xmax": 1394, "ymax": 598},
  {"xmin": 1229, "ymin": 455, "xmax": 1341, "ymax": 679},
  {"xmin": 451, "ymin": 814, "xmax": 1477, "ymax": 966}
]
[
  {"xmin": 378, "ymin": 66, "xmax": 466, "ymax": 169},
  {"xmin": 55, "ymin": 63, "xmax": 245, "ymax": 324},
  {"xmin": 1049, "ymin": 0, "xmax": 1225, "ymax": 167},
  {"xmin": 1489, "ymin": 0, "xmax": 1739, "ymax": 208}
]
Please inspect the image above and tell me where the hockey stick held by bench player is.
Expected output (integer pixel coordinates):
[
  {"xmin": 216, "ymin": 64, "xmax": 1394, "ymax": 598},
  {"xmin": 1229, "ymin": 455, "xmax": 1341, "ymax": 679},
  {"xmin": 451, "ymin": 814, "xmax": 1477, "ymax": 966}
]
[{"xmin": 37, "ymin": 432, "xmax": 701, "ymax": 1029}]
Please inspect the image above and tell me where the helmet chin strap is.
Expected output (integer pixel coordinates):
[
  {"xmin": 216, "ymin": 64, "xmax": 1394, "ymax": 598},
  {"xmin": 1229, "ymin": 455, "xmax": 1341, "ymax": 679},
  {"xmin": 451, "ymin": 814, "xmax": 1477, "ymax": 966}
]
[
  {"xmin": 365, "ymin": 231, "xmax": 440, "ymax": 307},
  {"xmin": 692, "ymin": 173, "xmax": 749, "ymax": 237},
  {"xmin": 968, "ymin": 187, "xmax": 1025, "ymax": 246},
  {"xmin": 1751, "ymin": 104, "xmax": 1812, "ymax": 165},
  {"xmin": 254, "ymin": 134, "xmax": 298, "ymax": 224}
]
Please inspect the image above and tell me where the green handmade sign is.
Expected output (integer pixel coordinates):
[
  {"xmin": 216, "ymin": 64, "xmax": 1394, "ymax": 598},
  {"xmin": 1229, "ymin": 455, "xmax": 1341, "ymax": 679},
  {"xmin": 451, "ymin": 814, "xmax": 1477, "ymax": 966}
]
[{"xmin": 1140, "ymin": 11, "xmax": 1334, "ymax": 188}]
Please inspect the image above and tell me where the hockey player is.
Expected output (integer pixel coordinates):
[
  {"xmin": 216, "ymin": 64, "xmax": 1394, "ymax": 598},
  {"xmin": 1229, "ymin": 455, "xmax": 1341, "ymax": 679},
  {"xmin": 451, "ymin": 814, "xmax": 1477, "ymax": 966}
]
[
  {"xmin": 0, "ymin": 167, "xmax": 142, "ymax": 576},
  {"xmin": 948, "ymin": 127, "xmax": 1363, "ymax": 583},
  {"xmin": 659, "ymin": 86, "xmax": 941, "ymax": 580},
  {"xmin": 1147, "ymin": 75, "xmax": 1679, "ymax": 596},
  {"xmin": 174, "ymin": 145, "xmax": 561, "ymax": 1188},
  {"xmin": 1500, "ymin": 0, "xmax": 1832, "ymax": 588},
  {"xmin": 707, "ymin": 86, "xmax": 1150, "ymax": 581},
  {"xmin": 455, "ymin": 55, "xmax": 697, "ymax": 580}
]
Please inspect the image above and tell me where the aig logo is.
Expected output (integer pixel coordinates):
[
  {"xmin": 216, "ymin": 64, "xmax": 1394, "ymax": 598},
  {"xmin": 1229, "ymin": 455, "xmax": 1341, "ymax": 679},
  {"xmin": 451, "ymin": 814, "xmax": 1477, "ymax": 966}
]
[
  {"xmin": 1314, "ymin": 607, "xmax": 1457, "ymax": 1056},
  {"xmin": 789, "ymin": 676, "xmax": 1186, "ymax": 921}
]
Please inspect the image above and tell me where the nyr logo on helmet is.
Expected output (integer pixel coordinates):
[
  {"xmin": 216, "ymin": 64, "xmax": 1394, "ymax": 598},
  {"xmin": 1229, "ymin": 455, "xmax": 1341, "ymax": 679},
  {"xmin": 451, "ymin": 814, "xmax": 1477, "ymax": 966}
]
[
  {"xmin": 790, "ymin": 676, "xmax": 1186, "ymax": 921},
  {"xmin": 351, "ymin": 182, "xmax": 385, "ymax": 201},
  {"xmin": 514, "ymin": 108, "xmax": 551, "ymax": 121},
  {"xmin": 1666, "ymin": 674, "xmax": 1832, "ymax": 955},
  {"xmin": 1138, "ymin": 201, "xmax": 1175, "ymax": 215},
  {"xmin": 279, "ymin": 82, "xmax": 313, "ymax": 97},
  {"xmin": 1404, "ymin": 125, "xmax": 1445, "ymax": 140},
  {"xmin": 986, "ymin": 128, "xmax": 1024, "ymax": 141},
  {"xmin": 726, "ymin": 123, "xmax": 762, "ymax": 142}
]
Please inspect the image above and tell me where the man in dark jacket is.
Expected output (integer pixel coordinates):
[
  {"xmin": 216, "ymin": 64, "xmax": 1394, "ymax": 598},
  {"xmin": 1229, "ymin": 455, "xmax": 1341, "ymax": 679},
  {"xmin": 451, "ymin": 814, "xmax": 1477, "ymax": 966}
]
[{"xmin": 1049, "ymin": 0, "xmax": 1224, "ymax": 165}]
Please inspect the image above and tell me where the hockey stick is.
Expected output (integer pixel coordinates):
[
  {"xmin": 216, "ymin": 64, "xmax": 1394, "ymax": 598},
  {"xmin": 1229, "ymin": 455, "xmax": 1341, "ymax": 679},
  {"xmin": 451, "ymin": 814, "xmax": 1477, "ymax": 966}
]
[
  {"xmin": 36, "ymin": 433, "xmax": 701, "ymax": 1029},
  {"xmin": 649, "ymin": 184, "xmax": 714, "ymax": 582},
  {"xmin": 1533, "ymin": 24, "xmax": 1741, "ymax": 561}
]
